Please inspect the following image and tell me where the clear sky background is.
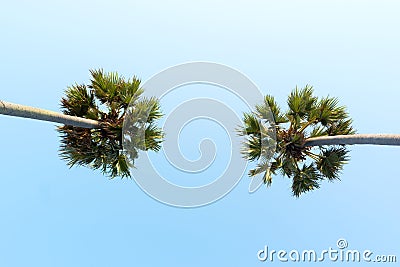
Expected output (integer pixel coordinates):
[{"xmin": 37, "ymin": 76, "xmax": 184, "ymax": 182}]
[{"xmin": 1, "ymin": 0, "xmax": 399, "ymax": 266}]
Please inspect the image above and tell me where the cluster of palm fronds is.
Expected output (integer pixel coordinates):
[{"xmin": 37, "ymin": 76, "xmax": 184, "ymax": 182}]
[
  {"xmin": 58, "ymin": 69, "xmax": 163, "ymax": 178},
  {"xmin": 240, "ymin": 85, "xmax": 355, "ymax": 197}
]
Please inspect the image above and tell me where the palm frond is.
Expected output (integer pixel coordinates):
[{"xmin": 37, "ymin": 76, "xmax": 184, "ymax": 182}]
[
  {"xmin": 60, "ymin": 84, "xmax": 97, "ymax": 118},
  {"xmin": 309, "ymin": 96, "xmax": 348, "ymax": 126},
  {"xmin": 287, "ymin": 85, "xmax": 317, "ymax": 124},
  {"xmin": 256, "ymin": 95, "xmax": 288, "ymax": 124},
  {"xmin": 327, "ymin": 119, "xmax": 356, "ymax": 136},
  {"xmin": 239, "ymin": 112, "xmax": 261, "ymax": 136},
  {"xmin": 309, "ymin": 125, "xmax": 328, "ymax": 138},
  {"xmin": 292, "ymin": 163, "xmax": 322, "ymax": 197},
  {"xmin": 316, "ymin": 146, "xmax": 349, "ymax": 180}
]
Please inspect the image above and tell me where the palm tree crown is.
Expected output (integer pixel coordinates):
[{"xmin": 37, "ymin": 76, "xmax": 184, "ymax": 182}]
[
  {"xmin": 240, "ymin": 85, "xmax": 355, "ymax": 197},
  {"xmin": 58, "ymin": 69, "xmax": 163, "ymax": 178}
]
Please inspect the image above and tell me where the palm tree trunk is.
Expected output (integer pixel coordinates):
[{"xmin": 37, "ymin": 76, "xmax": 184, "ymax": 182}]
[
  {"xmin": 0, "ymin": 100, "xmax": 100, "ymax": 129},
  {"xmin": 305, "ymin": 134, "xmax": 400, "ymax": 147}
]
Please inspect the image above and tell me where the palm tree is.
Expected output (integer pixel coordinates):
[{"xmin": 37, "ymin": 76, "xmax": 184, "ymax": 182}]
[
  {"xmin": 240, "ymin": 85, "xmax": 400, "ymax": 197},
  {"xmin": 0, "ymin": 69, "xmax": 163, "ymax": 178}
]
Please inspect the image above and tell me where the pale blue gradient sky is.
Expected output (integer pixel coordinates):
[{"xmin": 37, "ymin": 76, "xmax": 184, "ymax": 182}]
[{"xmin": 1, "ymin": 1, "xmax": 399, "ymax": 266}]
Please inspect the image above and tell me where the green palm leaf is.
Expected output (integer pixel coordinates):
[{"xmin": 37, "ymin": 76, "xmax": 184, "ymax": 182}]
[
  {"xmin": 316, "ymin": 146, "xmax": 349, "ymax": 180},
  {"xmin": 292, "ymin": 164, "xmax": 322, "ymax": 197}
]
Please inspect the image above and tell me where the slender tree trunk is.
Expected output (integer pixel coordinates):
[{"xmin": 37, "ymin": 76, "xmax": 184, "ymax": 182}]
[
  {"xmin": 3, "ymin": 100, "xmax": 400, "ymax": 147},
  {"xmin": 305, "ymin": 134, "xmax": 400, "ymax": 147},
  {"xmin": 0, "ymin": 100, "xmax": 100, "ymax": 129}
]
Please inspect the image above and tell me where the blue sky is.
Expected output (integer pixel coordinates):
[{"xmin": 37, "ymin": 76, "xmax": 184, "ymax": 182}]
[{"xmin": 1, "ymin": 0, "xmax": 399, "ymax": 266}]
